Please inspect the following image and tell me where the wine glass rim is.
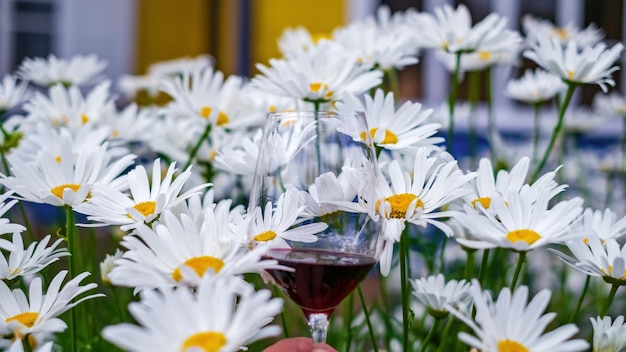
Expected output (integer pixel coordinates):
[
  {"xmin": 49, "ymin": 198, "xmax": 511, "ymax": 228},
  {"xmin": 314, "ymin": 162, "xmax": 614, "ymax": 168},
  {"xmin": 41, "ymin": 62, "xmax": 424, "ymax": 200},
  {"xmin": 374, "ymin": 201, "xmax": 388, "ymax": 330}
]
[{"xmin": 266, "ymin": 110, "xmax": 364, "ymax": 119}]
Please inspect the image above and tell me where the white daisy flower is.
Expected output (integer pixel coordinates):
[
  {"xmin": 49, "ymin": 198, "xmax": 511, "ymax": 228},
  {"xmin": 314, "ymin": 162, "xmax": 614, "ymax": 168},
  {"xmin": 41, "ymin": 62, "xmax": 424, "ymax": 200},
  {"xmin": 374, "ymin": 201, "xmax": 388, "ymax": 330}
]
[
  {"xmin": 523, "ymin": 37, "xmax": 624, "ymax": 92},
  {"xmin": 461, "ymin": 156, "xmax": 566, "ymax": 212},
  {"xmin": 0, "ymin": 191, "xmax": 26, "ymax": 236},
  {"xmin": 108, "ymin": 205, "xmax": 285, "ymax": 291},
  {"xmin": 0, "ymin": 270, "xmax": 102, "ymax": 346},
  {"xmin": 9, "ymin": 123, "xmax": 118, "ymax": 164},
  {"xmin": 434, "ymin": 27, "xmax": 522, "ymax": 72},
  {"xmin": 97, "ymin": 102, "xmax": 155, "ymax": 144},
  {"xmin": 332, "ymin": 5, "xmax": 420, "ymax": 71},
  {"xmin": 522, "ymin": 15, "xmax": 605, "ymax": 48},
  {"xmin": 144, "ymin": 114, "xmax": 196, "ymax": 164},
  {"xmin": 415, "ymin": 4, "xmax": 509, "ymax": 54},
  {"xmin": 447, "ymin": 280, "xmax": 588, "ymax": 352},
  {"xmin": 117, "ymin": 73, "xmax": 162, "ymax": 100},
  {"xmin": 147, "ymin": 54, "xmax": 214, "ymax": 78},
  {"xmin": 17, "ymin": 54, "xmax": 107, "ymax": 87},
  {"xmin": 75, "ymin": 159, "xmax": 210, "ymax": 230},
  {"xmin": 277, "ymin": 26, "xmax": 328, "ymax": 58},
  {"xmin": 0, "ymin": 233, "xmax": 68, "ymax": 280},
  {"xmin": 0, "ymin": 339, "xmax": 54, "ymax": 352},
  {"xmin": 505, "ymin": 68, "xmax": 567, "ymax": 104},
  {"xmin": 100, "ymin": 249, "xmax": 124, "ymax": 285},
  {"xmin": 247, "ymin": 190, "xmax": 328, "ymax": 249},
  {"xmin": 410, "ymin": 274, "xmax": 471, "ymax": 318},
  {"xmin": 337, "ymin": 89, "xmax": 442, "ymax": 153},
  {"xmin": 293, "ymin": 167, "xmax": 368, "ymax": 219},
  {"xmin": 591, "ymin": 315, "xmax": 626, "ymax": 352},
  {"xmin": 0, "ymin": 74, "xmax": 30, "ymax": 113},
  {"xmin": 550, "ymin": 235, "xmax": 626, "ymax": 284},
  {"xmin": 251, "ymin": 41, "xmax": 383, "ymax": 103},
  {"xmin": 160, "ymin": 67, "xmax": 253, "ymax": 129},
  {"xmin": 594, "ymin": 91, "xmax": 626, "ymax": 118},
  {"xmin": 454, "ymin": 186, "xmax": 584, "ymax": 251},
  {"xmin": 23, "ymin": 81, "xmax": 115, "ymax": 131},
  {"xmin": 213, "ymin": 129, "xmax": 266, "ymax": 176},
  {"xmin": 102, "ymin": 275, "xmax": 283, "ymax": 352},
  {"xmin": 1, "ymin": 131, "xmax": 135, "ymax": 208},
  {"xmin": 372, "ymin": 148, "xmax": 475, "ymax": 276}
]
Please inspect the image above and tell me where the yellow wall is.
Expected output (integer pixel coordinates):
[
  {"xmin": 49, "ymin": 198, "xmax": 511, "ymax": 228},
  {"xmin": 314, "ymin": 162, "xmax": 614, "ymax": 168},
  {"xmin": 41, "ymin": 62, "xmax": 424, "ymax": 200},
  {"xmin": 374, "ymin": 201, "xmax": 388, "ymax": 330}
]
[
  {"xmin": 250, "ymin": 0, "xmax": 346, "ymax": 72},
  {"xmin": 135, "ymin": 0, "xmax": 346, "ymax": 75},
  {"xmin": 135, "ymin": 0, "xmax": 210, "ymax": 74}
]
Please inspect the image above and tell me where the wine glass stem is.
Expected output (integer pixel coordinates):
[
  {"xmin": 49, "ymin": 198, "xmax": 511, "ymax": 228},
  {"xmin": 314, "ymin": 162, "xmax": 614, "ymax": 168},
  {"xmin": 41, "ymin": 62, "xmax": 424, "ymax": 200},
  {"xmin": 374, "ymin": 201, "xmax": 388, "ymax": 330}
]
[{"xmin": 308, "ymin": 313, "xmax": 329, "ymax": 343}]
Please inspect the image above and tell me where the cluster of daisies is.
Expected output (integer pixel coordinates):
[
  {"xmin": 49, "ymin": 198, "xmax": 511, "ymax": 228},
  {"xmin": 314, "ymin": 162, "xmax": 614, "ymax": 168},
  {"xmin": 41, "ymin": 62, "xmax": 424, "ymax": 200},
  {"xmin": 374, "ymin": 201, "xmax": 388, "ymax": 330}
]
[{"xmin": 0, "ymin": 2, "xmax": 626, "ymax": 352}]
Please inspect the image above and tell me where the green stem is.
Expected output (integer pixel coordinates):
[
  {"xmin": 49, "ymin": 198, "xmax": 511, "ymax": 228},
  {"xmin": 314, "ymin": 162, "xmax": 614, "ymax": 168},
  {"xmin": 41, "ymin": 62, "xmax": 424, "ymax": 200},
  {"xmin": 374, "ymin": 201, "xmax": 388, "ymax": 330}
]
[
  {"xmin": 385, "ymin": 69, "xmax": 400, "ymax": 98},
  {"xmin": 313, "ymin": 101, "xmax": 322, "ymax": 174},
  {"xmin": 438, "ymin": 236, "xmax": 447, "ymax": 274},
  {"xmin": 477, "ymin": 249, "xmax": 490, "ymax": 284},
  {"xmin": 23, "ymin": 338, "xmax": 33, "ymax": 352},
  {"xmin": 184, "ymin": 123, "xmax": 212, "ymax": 171},
  {"xmin": 418, "ymin": 318, "xmax": 440, "ymax": 352},
  {"xmin": 446, "ymin": 52, "xmax": 462, "ymax": 153},
  {"xmin": 532, "ymin": 103, "xmax": 541, "ymax": 165},
  {"xmin": 345, "ymin": 293, "xmax": 354, "ymax": 352},
  {"xmin": 599, "ymin": 283, "xmax": 619, "ymax": 317},
  {"xmin": 510, "ymin": 251, "xmax": 526, "ymax": 291},
  {"xmin": 567, "ymin": 275, "xmax": 590, "ymax": 324},
  {"xmin": 436, "ymin": 317, "xmax": 454, "ymax": 352},
  {"xmin": 65, "ymin": 206, "xmax": 77, "ymax": 352},
  {"xmin": 400, "ymin": 225, "xmax": 411, "ymax": 352},
  {"xmin": 358, "ymin": 286, "xmax": 379, "ymax": 352},
  {"xmin": 110, "ymin": 287, "xmax": 126, "ymax": 323},
  {"xmin": 272, "ymin": 286, "xmax": 290, "ymax": 338},
  {"xmin": 531, "ymin": 83, "xmax": 576, "ymax": 182},
  {"xmin": 464, "ymin": 248, "xmax": 475, "ymax": 280}
]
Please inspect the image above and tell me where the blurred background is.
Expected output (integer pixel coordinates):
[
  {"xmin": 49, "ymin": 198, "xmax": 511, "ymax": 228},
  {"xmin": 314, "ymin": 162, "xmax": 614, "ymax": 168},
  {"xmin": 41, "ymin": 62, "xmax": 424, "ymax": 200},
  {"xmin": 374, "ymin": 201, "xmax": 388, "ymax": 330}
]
[{"xmin": 0, "ymin": 0, "xmax": 624, "ymax": 107}]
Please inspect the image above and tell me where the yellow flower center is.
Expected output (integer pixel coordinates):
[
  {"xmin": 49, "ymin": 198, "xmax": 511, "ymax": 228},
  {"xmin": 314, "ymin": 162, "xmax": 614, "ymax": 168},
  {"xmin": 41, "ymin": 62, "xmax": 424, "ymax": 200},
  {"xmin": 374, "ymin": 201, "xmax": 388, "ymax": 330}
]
[
  {"xmin": 6, "ymin": 312, "xmax": 39, "ymax": 328},
  {"xmin": 505, "ymin": 229, "xmax": 540, "ymax": 245},
  {"xmin": 311, "ymin": 33, "xmax": 330, "ymax": 43},
  {"xmin": 172, "ymin": 256, "xmax": 225, "ymax": 282},
  {"xmin": 199, "ymin": 107, "xmax": 229, "ymax": 126},
  {"xmin": 377, "ymin": 193, "xmax": 423, "ymax": 219},
  {"xmin": 498, "ymin": 339, "xmax": 528, "ymax": 352},
  {"xmin": 181, "ymin": 331, "xmax": 227, "ymax": 352},
  {"xmin": 268, "ymin": 105, "xmax": 276, "ymax": 113},
  {"xmin": 81, "ymin": 113, "xmax": 89, "ymax": 124},
  {"xmin": 112, "ymin": 130, "xmax": 119, "ymax": 138},
  {"xmin": 200, "ymin": 106, "xmax": 213, "ymax": 119},
  {"xmin": 568, "ymin": 70, "xmax": 575, "ymax": 80},
  {"xmin": 55, "ymin": 155, "xmax": 62, "ymax": 163},
  {"xmin": 555, "ymin": 28, "xmax": 569, "ymax": 40},
  {"xmin": 50, "ymin": 184, "xmax": 81, "ymax": 199},
  {"xmin": 360, "ymin": 128, "xmax": 398, "ymax": 144},
  {"xmin": 478, "ymin": 51, "xmax": 492, "ymax": 61},
  {"xmin": 253, "ymin": 230, "xmax": 277, "ymax": 242},
  {"xmin": 309, "ymin": 82, "xmax": 324, "ymax": 92},
  {"xmin": 471, "ymin": 197, "xmax": 491, "ymax": 209},
  {"xmin": 132, "ymin": 201, "xmax": 156, "ymax": 218}
]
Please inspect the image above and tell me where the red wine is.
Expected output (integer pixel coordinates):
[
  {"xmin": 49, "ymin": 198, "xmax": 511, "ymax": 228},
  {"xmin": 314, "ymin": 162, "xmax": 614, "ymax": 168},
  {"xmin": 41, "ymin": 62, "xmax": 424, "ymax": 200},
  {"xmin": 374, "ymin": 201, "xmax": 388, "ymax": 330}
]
[{"xmin": 264, "ymin": 248, "xmax": 376, "ymax": 318}]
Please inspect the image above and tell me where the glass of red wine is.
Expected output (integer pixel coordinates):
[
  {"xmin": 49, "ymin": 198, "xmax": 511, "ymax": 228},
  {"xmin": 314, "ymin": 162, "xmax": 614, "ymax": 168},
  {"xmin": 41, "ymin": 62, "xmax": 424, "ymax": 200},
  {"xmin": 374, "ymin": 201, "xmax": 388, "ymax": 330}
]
[{"xmin": 248, "ymin": 110, "xmax": 382, "ymax": 344}]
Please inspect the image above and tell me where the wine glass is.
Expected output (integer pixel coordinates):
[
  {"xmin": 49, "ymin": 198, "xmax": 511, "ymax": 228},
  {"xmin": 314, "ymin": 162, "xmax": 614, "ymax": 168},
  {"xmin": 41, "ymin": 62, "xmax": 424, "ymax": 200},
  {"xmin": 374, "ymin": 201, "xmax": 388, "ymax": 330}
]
[{"xmin": 248, "ymin": 110, "xmax": 382, "ymax": 344}]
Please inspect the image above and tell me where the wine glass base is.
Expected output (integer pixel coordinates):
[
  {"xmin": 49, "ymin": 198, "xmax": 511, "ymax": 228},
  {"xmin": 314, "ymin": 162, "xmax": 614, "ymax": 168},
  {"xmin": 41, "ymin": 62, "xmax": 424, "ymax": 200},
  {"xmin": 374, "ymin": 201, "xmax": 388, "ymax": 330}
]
[{"xmin": 308, "ymin": 312, "xmax": 329, "ymax": 343}]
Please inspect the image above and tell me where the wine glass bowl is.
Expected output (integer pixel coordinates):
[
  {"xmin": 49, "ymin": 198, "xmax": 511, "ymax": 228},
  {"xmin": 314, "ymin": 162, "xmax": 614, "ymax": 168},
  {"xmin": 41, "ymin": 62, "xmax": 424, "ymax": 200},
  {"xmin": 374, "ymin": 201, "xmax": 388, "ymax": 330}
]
[{"xmin": 249, "ymin": 111, "xmax": 381, "ymax": 343}]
